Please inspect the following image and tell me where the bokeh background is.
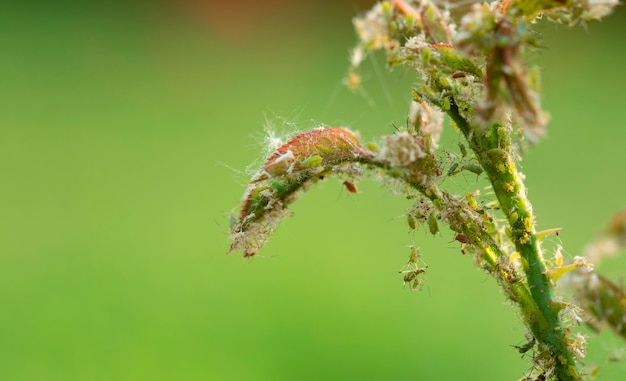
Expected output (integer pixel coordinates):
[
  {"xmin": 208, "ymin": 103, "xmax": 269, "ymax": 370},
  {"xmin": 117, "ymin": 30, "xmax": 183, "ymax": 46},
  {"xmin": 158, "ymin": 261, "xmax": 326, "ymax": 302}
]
[{"xmin": 2, "ymin": 1, "xmax": 626, "ymax": 380}]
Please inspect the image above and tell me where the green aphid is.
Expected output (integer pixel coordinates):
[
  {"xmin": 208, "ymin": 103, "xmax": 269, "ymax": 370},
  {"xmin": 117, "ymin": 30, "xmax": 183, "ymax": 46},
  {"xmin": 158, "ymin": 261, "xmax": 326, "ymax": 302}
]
[
  {"xmin": 366, "ymin": 142, "xmax": 379, "ymax": 153},
  {"xmin": 300, "ymin": 154, "xmax": 323, "ymax": 169},
  {"xmin": 428, "ymin": 213, "xmax": 439, "ymax": 235},
  {"xmin": 458, "ymin": 142, "xmax": 467, "ymax": 158},
  {"xmin": 408, "ymin": 245, "xmax": 420, "ymax": 264},
  {"xmin": 381, "ymin": 1, "xmax": 392, "ymax": 20},
  {"xmin": 514, "ymin": 338, "xmax": 535, "ymax": 354},
  {"xmin": 421, "ymin": 48, "xmax": 431, "ymax": 66},
  {"xmin": 269, "ymin": 180, "xmax": 290, "ymax": 196},
  {"xmin": 509, "ymin": 212, "xmax": 520, "ymax": 226},
  {"xmin": 402, "ymin": 246, "xmax": 427, "ymax": 290},
  {"xmin": 433, "ymin": 199, "xmax": 443, "ymax": 210},
  {"xmin": 403, "ymin": 268, "xmax": 426, "ymax": 287},
  {"xmin": 438, "ymin": 47, "xmax": 482, "ymax": 77},
  {"xmin": 496, "ymin": 126, "xmax": 507, "ymax": 139},
  {"xmin": 447, "ymin": 162, "xmax": 459, "ymax": 176},
  {"xmin": 442, "ymin": 97, "xmax": 451, "ymax": 111},
  {"xmin": 244, "ymin": 187, "xmax": 268, "ymax": 220},
  {"xmin": 389, "ymin": 20, "xmax": 398, "ymax": 36},
  {"xmin": 405, "ymin": 14, "xmax": 415, "ymax": 31},
  {"xmin": 461, "ymin": 163, "xmax": 483, "ymax": 175},
  {"xmin": 465, "ymin": 193, "xmax": 478, "ymax": 210},
  {"xmin": 407, "ymin": 214, "xmax": 416, "ymax": 231},
  {"xmin": 438, "ymin": 76, "xmax": 451, "ymax": 89},
  {"xmin": 504, "ymin": 226, "xmax": 513, "ymax": 240}
]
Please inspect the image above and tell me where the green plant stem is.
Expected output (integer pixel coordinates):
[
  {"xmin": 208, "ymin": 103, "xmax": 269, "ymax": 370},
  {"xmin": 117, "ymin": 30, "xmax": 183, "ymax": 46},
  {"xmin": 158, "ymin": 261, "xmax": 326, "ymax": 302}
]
[{"xmin": 446, "ymin": 100, "xmax": 580, "ymax": 380}]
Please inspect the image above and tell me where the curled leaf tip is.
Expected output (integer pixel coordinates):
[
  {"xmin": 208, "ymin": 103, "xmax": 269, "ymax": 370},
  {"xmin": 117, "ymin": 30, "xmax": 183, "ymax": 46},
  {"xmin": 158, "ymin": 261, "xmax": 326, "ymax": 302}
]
[
  {"xmin": 251, "ymin": 127, "xmax": 374, "ymax": 182},
  {"xmin": 229, "ymin": 127, "xmax": 374, "ymax": 257}
]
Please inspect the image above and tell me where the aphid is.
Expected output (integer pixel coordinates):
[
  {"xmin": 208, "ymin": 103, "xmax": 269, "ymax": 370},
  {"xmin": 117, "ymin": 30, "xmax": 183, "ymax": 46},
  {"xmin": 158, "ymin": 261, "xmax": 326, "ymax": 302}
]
[
  {"xmin": 381, "ymin": 1, "xmax": 392, "ymax": 20},
  {"xmin": 461, "ymin": 163, "xmax": 483, "ymax": 176},
  {"xmin": 408, "ymin": 245, "xmax": 420, "ymax": 264},
  {"xmin": 447, "ymin": 162, "xmax": 459, "ymax": 176},
  {"xmin": 588, "ymin": 366, "xmax": 601, "ymax": 378},
  {"xmin": 402, "ymin": 267, "xmax": 427, "ymax": 288},
  {"xmin": 300, "ymin": 154, "xmax": 323, "ymax": 169},
  {"xmin": 454, "ymin": 234, "xmax": 470, "ymax": 244},
  {"xmin": 442, "ymin": 96, "xmax": 451, "ymax": 111},
  {"xmin": 458, "ymin": 142, "xmax": 467, "ymax": 158},
  {"xmin": 514, "ymin": 338, "xmax": 535, "ymax": 354},
  {"xmin": 405, "ymin": 13, "xmax": 416, "ymax": 31},
  {"xmin": 401, "ymin": 246, "xmax": 428, "ymax": 290},
  {"xmin": 509, "ymin": 211, "xmax": 520, "ymax": 226},
  {"xmin": 407, "ymin": 214, "xmax": 416, "ymax": 231},
  {"xmin": 465, "ymin": 192, "xmax": 479, "ymax": 211},
  {"xmin": 343, "ymin": 180, "xmax": 358, "ymax": 194},
  {"xmin": 428, "ymin": 213, "xmax": 439, "ymax": 235}
]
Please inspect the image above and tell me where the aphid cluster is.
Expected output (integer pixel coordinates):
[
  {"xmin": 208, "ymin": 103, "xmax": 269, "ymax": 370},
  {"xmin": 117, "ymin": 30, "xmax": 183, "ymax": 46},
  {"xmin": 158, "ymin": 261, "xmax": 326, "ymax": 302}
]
[{"xmin": 400, "ymin": 245, "xmax": 428, "ymax": 290}]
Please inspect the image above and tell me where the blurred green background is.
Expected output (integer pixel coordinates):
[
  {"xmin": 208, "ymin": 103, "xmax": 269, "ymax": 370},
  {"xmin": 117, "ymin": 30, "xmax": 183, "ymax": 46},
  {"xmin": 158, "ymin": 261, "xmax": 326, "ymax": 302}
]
[{"xmin": 2, "ymin": 1, "xmax": 626, "ymax": 380}]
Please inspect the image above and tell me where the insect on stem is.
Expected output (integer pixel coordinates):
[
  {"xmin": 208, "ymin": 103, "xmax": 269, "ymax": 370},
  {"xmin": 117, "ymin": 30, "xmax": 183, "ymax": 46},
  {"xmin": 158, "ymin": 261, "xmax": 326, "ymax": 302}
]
[{"xmin": 343, "ymin": 180, "xmax": 358, "ymax": 193}]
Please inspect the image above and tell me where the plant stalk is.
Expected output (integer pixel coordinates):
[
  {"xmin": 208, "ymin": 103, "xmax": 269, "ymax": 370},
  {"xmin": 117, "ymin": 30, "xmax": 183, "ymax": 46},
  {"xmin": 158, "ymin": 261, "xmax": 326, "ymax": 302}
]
[{"xmin": 447, "ymin": 100, "xmax": 580, "ymax": 380}]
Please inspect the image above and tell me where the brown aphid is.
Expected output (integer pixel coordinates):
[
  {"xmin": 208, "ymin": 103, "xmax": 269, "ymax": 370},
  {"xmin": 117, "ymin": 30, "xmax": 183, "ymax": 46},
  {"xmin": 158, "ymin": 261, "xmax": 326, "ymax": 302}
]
[
  {"xmin": 343, "ymin": 180, "xmax": 358, "ymax": 194},
  {"xmin": 454, "ymin": 234, "xmax": 470, "ymax": 244}
]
